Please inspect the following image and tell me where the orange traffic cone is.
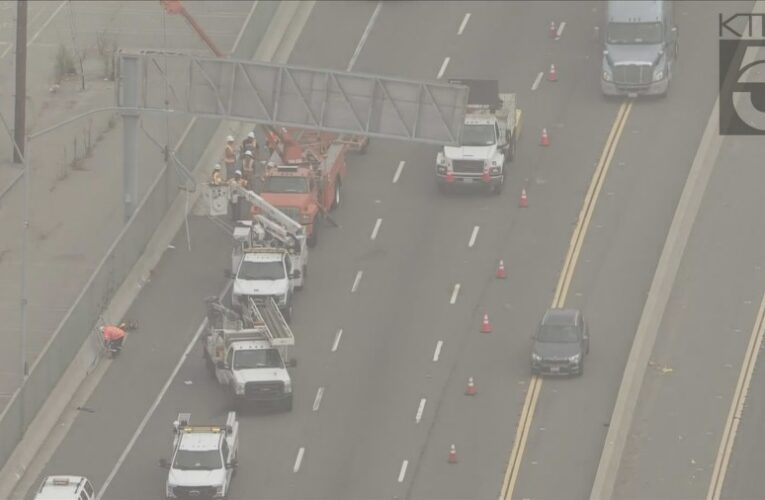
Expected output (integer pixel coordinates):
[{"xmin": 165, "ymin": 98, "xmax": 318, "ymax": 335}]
[
  {"xmin": 448, "ymin": 444, "xmax": 458, "ymax": 464},
  {"xmin": 465, "ymin": 377, "xmax": 477, "ymax": 396},
  {"xmin": 481, "ymin": 313, "xmax": 492, "ymax": 333},
  {"xmin": 548, "ymin": 64, "xmax": 558, "ymax": 82},
  {"xmin": 549, "ymin": 21, "xmax": 557, "ymax": 39},
  {"xmin": 540, "ymin": 128, "xmax": 550, "ymax": 146},
  {"xmin": 519, "ymin": 189, "xmax": 529, "ymax": 208},
  {"xmin": 496, "ymin": 260, "xmax": 507, "ymax": 279}
]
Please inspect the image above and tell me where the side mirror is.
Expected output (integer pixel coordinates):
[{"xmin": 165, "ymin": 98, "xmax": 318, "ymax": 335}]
[
  {"xmin": 159, "ymin": 458, "xmax": 170, "ymax": 469},
  {"xmin": 224, "ymin": 269, "xmax": 234, "ymax": 279},
  {"xmin": 227, "ymin": 458, "xmax": 238, "ymax": 469},
  {"xmin": 287, "ymin": 359, "xmax": 298, "ymax": 368},
  {"xmin": 290, "ymin": 270, "xmax": 302, "ymax": 279},
  {"xmin": 216, "ymin": 361, "xmax": 226, "ymax": 370}
]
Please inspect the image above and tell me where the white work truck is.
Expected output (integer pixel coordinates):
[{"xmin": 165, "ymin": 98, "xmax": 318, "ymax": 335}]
[
  {"xmin": 203, "ymin": 296, "xmax": 295, "ymax": 412},
  {"xmin": 229, "ymin": 204, "xmax": 307, "ymax": 323},
  {"xmin": 436, "ymin": 79, "xmax": 521, "ymax": 195},
  {"xmin": 160, "ymin": 412, "xmax": 239, "ymax": 500},
  {"xmin": 33, "ymin": 476, "xmax": 95, "ymax": 500}
]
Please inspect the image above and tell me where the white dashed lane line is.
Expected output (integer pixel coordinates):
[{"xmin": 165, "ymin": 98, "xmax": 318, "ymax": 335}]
[
  {"xmin": 415, "ymin": 398, "xmax": 426, "ymax": 423},
  {"xmin": 293, "ymin": 447, "xmax": 305, "ymax": 473},
  {"xmin": 468, "ymin": 225, "xmax": 480, "ymax": 248},
  {"xmin": 351, "ymin": 271, "xmax": 363, "ymax": 293},
  {"xmin": 313, "ymin": 387, "xmax": 324, "ymax": 411},
  {"xmin": 398, "ymin": 459, "xmax": 409, "ymax": 483},
  {"xmin": 371, "ymin": 218, "xmax": 383, "ymax": 240},
  {"xmin": 450, "ymin": 284, "xmax": 461, "ymax": 305},
  {"xmin": 556, "ymin": 21, "xmax": 566, "ymax": 39},
  {"xmin": 531, "ymin": 71, "xmax": 544, "ymax": 91},
  {"xmin": 437, "ymin": 56, "xmax": 450, "ymax": 79},
  {"xmin": 433, "ymin": 340, "xmax": 444, "ymax": 362},
  {"xmin": 393, "ymin": 160, "xmax": 406, "ymax": 183},
  {"xmin": 331, "ymin": 329, "xmax": 343, "ymax": 352},
  {"xmin": 457, "ymin": 12, "xmax": 471, "ymax": 35}
]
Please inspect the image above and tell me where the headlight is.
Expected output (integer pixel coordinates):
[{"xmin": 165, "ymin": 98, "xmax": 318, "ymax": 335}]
[
  {"xmin": 602, "ymin": 71, "xmax": 612, "ymax": 82},
  {"xmin": 489, "ymin": 166, "xmax": 500, "ymax": 175},
  {"xmin": 569, "ymin": 353, "xmax": 581, "ymax": 363},
  {"xmin": 284, "ymin": 379, "xmax": 292, "ymax": 393},
  {"xmin": 653, "ymin": 69, "xmax": 664, "ymax": 81},
  {"xmin": 437, "ymin": 165, "xmax": 447, "ymax": 174},
  {"xmin": 532, "ymin": 353, "xmax": 541, "ymax": 361},
  {"xmin": 436, "ymin": 152, "xmax": 445, "ymax": 166},
  {"xmin": 166, "ymin": 484, "xmax": 175, "ymax": 498},
  {"xmin": 216, "ymin": 485, "xmax": 225, "ymax": 497},
  {"xmin": 234, "ymin": 382, "xmax": 245, "ymax": 395}
]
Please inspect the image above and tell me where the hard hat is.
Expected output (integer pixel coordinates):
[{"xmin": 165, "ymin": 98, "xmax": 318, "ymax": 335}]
[
  {"xmin": 226, "ymin": 135, "xmax": 234, "ymax": 143},
  {"xmin": 235, "ymin": 170, "xmax": 242, "ymax": 176},
  {"xmin": 214, "ymin": 164, "xmax": 221, "ymax": 170},
  {"xmin": 244, "ymin": 150, "xmax": 253, "ymax": 157},
  {"xmin": 247, "ymin": 131, "xmax": 255, "ymax": 139}
]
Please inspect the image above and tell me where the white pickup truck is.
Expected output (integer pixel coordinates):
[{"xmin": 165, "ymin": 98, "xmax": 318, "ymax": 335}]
[
  {"xmin": 436, "ymin": 79, "xmax": 521, "ymax": 195},
  {"xmin": 203, "ymin": 296, "xmax": 295, "ymax": 412}
]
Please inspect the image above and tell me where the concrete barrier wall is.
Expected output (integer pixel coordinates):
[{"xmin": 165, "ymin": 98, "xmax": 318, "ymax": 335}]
[{"xmin": 0, "ymin": 0, "xmax": 280, "ymax": 473}]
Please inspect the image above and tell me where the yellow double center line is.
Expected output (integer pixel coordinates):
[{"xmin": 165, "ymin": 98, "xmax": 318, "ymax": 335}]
[
  {"xmin": 707, "ymin": 290, "xmax": 765, "ymax": 499},
  {"xmin": 499, "ymin": 100, "xmax": 633, "ymax": 500}
]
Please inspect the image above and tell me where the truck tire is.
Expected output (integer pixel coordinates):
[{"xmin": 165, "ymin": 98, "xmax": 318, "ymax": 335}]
[
  {"xmin": 492, "ymin": 175, "xmax": 505, "ymax": 195},
  {"xmin": 507, "ymin": 136, "xmax": 516, "ymax": 162},
  {"xmin": 284, "ymin": 396, "xmax": 293, "ymax": 412}
]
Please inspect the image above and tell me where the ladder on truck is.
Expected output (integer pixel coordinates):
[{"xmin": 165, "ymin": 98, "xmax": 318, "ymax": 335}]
[{"xmin": 206, "ymin": 296, "xmax": 294, "ymax": 355}]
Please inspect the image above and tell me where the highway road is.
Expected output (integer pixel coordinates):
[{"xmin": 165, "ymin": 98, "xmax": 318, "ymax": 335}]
[
  {"xmin": 612, "ymin": 88, "xmax": 765, "ymax": 499},
  {"xmin": 15, "ymin": 1, "xmax": 749, "ymax": 500}
]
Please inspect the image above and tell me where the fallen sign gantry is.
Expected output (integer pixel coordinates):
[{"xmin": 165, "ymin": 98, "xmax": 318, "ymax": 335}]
[{"xmin": 115, "ymin": 50, "xmax": 470, "ymax": 147}]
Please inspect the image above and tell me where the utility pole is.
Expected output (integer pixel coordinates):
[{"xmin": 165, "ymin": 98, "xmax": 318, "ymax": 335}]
[{"xmin": 14, "ymin": 0, "xmax": 27, "ymax": 164}]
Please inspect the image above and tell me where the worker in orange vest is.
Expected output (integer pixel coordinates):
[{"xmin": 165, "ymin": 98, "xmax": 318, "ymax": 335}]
[
  {"xmin": 242, "ymin": 150, "xmax": 255, "ymax": 184},
  {"xmin": 224, "ymin": 135, "xmax": 237, "ymax": 179},
  {"xmin": 100, "ymin": 325, "xmax": 126, "ymax": 352},
  {"xmin": 210, "ymin": 164, "xmax": 224, "ymax": 185}
]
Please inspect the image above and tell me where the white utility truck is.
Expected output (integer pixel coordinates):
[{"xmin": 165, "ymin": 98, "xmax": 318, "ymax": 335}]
[
  {"xmin": 436, "ymin": 79, "xmax": 521, "ymax": 195},
  {"xmin": 203, "ymin": 296, "xmax": 295, "ymax": 412},
  {"xmin": 160, "ymin": 412, "xmax": 239, "ymax": 500}
]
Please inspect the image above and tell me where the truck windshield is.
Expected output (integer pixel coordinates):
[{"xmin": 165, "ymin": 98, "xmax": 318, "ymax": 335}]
[
  {"xmin": 264, "ymin": 176, "xmax": 310, "ymax": 193},
  {"xmin": 238, "ymin": 260, "xmax": 285, "ymax": 281},
  {"xmin": 173, "ymin": 449, "xmax": 222, "ymax": 471},
  {"xmin": 607, "ymin": 22, "xmax": 663, "ymax": 44},
  {"xmin": 461, "ymin": 124, "xmax": 496, "ymax": 146},
  {"xmin": 536, "ymin": 325, "xmax": 579, "ymax": 343},
  {"xmin": 234, "ymin": 348, "xmax": 283, "ymax": 369}
]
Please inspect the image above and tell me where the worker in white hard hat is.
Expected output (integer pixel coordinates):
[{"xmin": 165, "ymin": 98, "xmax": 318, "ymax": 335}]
[
  {"xmin": 229, "ymin": 170, "xmax": 248, "ymax": 221},
  {"xmin": 224, "ymin": 136, "xmax": 237, "ymax": 179},
  {"xmin": 210, "ymin": 163, "xmax": 224, "ymax": 185},
  {"xmin": 241, "ymin": 150, "xmax": 255, "ymax": 183}
]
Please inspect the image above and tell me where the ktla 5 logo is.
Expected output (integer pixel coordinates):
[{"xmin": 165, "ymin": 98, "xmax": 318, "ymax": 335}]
[{"xmin": 719, "ymin": 14, "xmax": 765, "ymax": 135}]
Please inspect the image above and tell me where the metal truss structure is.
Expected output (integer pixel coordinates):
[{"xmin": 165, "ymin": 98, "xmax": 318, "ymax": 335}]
[{"xmin": 117, "ymin": 50, "xmax": 470, "ymax": 146}]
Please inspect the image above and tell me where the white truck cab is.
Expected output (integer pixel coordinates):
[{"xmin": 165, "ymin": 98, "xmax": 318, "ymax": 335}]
[
  {"xmin": 161, "ymin": 412, "xmax": 239, "ymax": 500},
  {"xmin": 436, "ymin": 79, "xmax": 520, "ymax": 195},
  {"xmin": 232, "ymin": 251, "xmax": 296, "ymax": 321},
  {"xmin": 34, "ymin": 476, "xmax": 95, "ymax": 500}
]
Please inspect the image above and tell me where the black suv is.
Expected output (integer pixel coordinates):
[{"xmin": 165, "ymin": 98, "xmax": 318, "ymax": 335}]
[{"xmin": 531, "ymin": 308, "xmax": 589, "ymax": 376}]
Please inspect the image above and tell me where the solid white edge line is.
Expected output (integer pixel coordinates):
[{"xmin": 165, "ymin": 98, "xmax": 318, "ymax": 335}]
[
  {"xmin": 351, "ymin": 271, "xmax": 363, "ymax": 293},
  {"xmin": 457, "ymin": 12, "xmax": 471, "ymax": 35},
  {"xmin": 437, "ymin": 56, "xmax": 451, "ymax": 79},
  {"xmin": 433, "ymin": 340, "xmax": 444, "ymax": 362},
  {"xmin": 398, "ymin": 459, "xmax": 409, "ymax": 482},
  {"xmin": 293, "ymin": 447, "xmax": 306, "ymax": 473},
  {"xmin": 95, "ymin": 281, "xmax": 233, "ymax": 500},
  {"xmin": 531, "ymin": 72, "xmax": 544, "ymax": 91},
  {"xmin": 331, "ymin": 329, "xmax": 343, "ymax": 352},
  {"xmin": 371, "ymin": 218, "xmax": 383, "ymax": 240},
  {"xmin": 393, "ymin": 160, "xmax": 406, "ymax": 183},
  {"xmin": 347, "ymin": 0, "xmax": 383, "ymax": 71},
  {"xmin": 556, "ymin": 21, "xmax": 566, "ymax": 38},
  {"xmin": 415, "ymin": 398, "xmax": 426, "ymax": 423},
  {"xmin": 468, "ymin": 225, "xmax": 480, "ymax": 247},
  {"xmin": 450, "ymin": 284, "xmax": 461, "ymax": 305},
  {"xmin": 312, "ymin": 387, "xmax": 324, "ymax": 411}
]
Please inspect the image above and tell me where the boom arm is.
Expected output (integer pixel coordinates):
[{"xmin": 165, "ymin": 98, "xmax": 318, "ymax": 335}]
[{"xmin": 230, "ymin": 184, "xmax": 304, "ymax": 237}]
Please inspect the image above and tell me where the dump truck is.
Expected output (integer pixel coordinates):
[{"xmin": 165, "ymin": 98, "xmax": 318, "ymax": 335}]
[
  {"xmin": 203, "ymin": 296, "xmax": 295, "ymax": 412},
  {"xmin": 436, "ymin": 79, "xmax": 521, "ymax": 195}
]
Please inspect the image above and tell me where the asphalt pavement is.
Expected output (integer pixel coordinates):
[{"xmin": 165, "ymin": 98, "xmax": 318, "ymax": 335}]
[{"xmin": 15, "ymin": 2, "xmax": 751, "ymax": 500}]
